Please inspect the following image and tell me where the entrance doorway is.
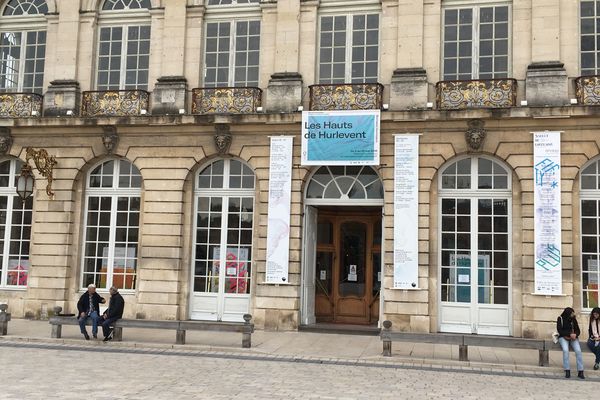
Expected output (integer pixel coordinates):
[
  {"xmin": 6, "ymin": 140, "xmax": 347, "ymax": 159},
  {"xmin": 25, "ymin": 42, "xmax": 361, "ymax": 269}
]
[
  {"xmin": 314, "ymin": 210, "xmax": 381, "ymax": 324},
  {"xmin": 301, "ymin": 166, "xmax": 384, "ymax": 327}
]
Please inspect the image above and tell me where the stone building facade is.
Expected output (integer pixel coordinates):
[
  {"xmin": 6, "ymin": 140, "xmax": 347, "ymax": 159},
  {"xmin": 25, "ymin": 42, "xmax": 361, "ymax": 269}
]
[{"xmin": 0, "ymin": 0, "xmax": 598, "ymax": 339}]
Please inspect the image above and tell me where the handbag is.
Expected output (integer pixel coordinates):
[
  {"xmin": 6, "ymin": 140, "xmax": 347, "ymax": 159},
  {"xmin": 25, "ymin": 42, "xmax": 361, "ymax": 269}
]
[{"xmin": 552, "ymin": 331, "xmax": 559, "ymax": 344}]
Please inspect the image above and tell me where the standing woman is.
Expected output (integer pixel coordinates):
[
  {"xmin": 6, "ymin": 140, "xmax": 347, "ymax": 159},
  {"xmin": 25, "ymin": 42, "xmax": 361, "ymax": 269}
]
[
  {"xmin": 557, "ymin": 307, "xmax": 585, "ymax": 379},
  {"xmin": 588, "ymin": 307, "xmax": 600, "ymax": 370}
]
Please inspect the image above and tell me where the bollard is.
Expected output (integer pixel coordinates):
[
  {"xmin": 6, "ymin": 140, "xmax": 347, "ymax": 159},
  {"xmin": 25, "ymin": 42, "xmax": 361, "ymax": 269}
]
[
  {"xmin": 242, "ymin": 314, "xmax": 253, "ymax": 348},
  {"xmin": 459, "ymin": 344, "xmax": 469, "ymax": 362},
  {"xmin": 51, "ymin": 306, "xmax": 63, "ymax": 338},
  {"xmin": 176, "ymin": 326, "xmax": 186, "ymax": 345},
  {"xmin": 381, "ymin": 320, "xmax": 392, "ymax": 357},
  {"xmin": 539, "ymin": 348, "xmax": 549, "ymax": 367},
  {"xmin": 113, "ymin": 326, "xmax": 123, "ymax": 341},
  {"xmin": 0, "ymin": 303, "xmax": 11, "ymax": 335}
]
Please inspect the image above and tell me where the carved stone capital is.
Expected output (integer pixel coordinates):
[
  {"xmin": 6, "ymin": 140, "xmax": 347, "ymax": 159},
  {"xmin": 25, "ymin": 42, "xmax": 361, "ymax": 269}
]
[
  {"xmin": 214, "ymin": 124, "xmax": 232, "ymax": 155},
  {"xmin": 466, "ymin": 119, "xmax": 486, "ymax": 152},
  {"xmin": 102, "ymin": 126, "xmax": 119, "ymax": 154},
  {"xmin": 0, "ymin": 127, "xmax": 13, "ymax": 155}
]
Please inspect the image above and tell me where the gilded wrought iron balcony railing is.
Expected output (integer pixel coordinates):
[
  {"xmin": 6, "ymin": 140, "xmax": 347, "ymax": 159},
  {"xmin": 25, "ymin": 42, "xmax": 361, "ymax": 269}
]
[
  {"xmin": 309, "ymin": 83, "xmax": 384, "ymax": 111},
  {"xmin": 191, "ymin": 87, "xmax": 262, "ymax": 114},
  {"xmin": 0, "ymin": 92, "xmax": 43, "ymax": 118},
  {"xmin": 436, "ymin": 79, "xmax": 517, "ymax": 110},
  {"xmin": 81, "ymin": 90, "xmax": 150, "ymax": 117},
  {"xmin": 575, "ymin": 75, "xmax": 600, "ymax": 105}
]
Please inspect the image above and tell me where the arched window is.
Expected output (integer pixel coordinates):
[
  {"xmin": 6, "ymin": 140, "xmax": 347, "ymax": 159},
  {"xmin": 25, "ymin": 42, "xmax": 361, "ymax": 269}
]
[
  {"xmin": 0, "ymin": 159, "xmax": 32, "ymax": 288},
  {"xmin": 96, "ymin": 0, "xmax": 151, "ymax": 90},
  {"xmin": 81, "ymin": 159, "xmax": 142, "ymax": 290},
  {"xmin": 203, "ymin": 0, "xmax": 261, "ymax": 87},
  {"xmin": 305, "ymin": 166, "xmax": 383, "ymax": 204},
  {"xmin": 0, "ymin": 0, "xmax": 48, "ymax": 93},
  {"xmin": 191, "ymin": 159, "xmax": 255, "ymax": 321},
  {"xmin": 439, "ymin": 155, "xmax": 512, "ymax": 336},
  {"xmin": 580, "ymin": 158, "xmax": 600, "ymax": 308}
]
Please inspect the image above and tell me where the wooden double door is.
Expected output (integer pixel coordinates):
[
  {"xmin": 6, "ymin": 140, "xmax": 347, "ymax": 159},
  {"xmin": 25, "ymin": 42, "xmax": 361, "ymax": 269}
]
[{"xmin": 315, "ymin": 210, "xmax": 381, "ymax": 325}]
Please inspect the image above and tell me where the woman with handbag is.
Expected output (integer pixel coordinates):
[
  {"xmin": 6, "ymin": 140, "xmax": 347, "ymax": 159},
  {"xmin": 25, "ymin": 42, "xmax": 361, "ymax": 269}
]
[
  {"xmin": 588, "ymin": 307, "xmax": 600, "ymax": 370},
  {"xmin": 557, "ymin": 307, "xmax": 584, "ymax": 379}
]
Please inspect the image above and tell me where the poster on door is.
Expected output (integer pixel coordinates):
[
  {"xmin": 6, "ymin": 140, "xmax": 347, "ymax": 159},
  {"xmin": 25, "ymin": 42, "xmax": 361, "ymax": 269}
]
[
  {"xmin": 393, "ymin": 134, "xmax": 420, "ymax": 289},
  {"xmin": 265, "ymin": 136, "xmax": 293, "ymax": 284},
  {"xmin": 533, "ymin": 131, "xmax": 562, "ymax": 295},
  {"xmin": 212, "ymin": 247, "xmax": 249, "ymax": 294}
]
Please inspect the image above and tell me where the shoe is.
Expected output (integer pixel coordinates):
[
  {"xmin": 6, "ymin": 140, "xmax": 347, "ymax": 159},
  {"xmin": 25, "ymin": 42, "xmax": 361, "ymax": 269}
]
[
  {"xmin": 93, "ymin": 334, "xmax": 97, "ymax": 339},
  {"xmin": 103, "ymin": 335, "xmax": 112, "ymax": 342},
  {"xmin": 578, "ymin": 371, "xmax": 585, "ymax": 379},
  {"xmin": 565, "ymin": 370, "xmax": 570, "ymax": 378},
  {"xmin": 594, "ymin": 363, "xmax": 599, "ymax": 370},
  {"xmin": 83, "ymin": 332, "xmax": 90, "ymax": 340}
]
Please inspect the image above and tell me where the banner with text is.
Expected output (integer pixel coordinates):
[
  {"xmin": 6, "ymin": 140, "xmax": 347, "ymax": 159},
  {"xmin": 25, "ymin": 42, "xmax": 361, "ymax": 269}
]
[
  {"xmin": 301, "ymin": 110, "xmax": 380, "ymax": 165},
  {"xmin": 533, "ymin": 131, "xmax": 562, "ymax": 295},
  {"xmin": 393, "ymin": 134, "xmax": 420, "ymax": 289},
  {"xmin": 265, "ymin": 136, "xmax": 294, "ymax": 284}
]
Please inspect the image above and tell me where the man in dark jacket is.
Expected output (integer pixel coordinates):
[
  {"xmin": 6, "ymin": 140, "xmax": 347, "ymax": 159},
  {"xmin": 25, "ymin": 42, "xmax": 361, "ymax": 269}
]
[
  {"xmin": 100, "ymin": 286, "xmax": 125, "ymax": 342},
  {"xmin": 77, "ymin": 284, "xmax": 105, "ymax": 340}
]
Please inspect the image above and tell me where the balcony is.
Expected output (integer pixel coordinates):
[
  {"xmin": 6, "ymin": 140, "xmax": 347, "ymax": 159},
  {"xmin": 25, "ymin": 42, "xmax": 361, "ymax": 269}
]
[
  {"xmin": 436, "ymin": 79, "xmax": 517, "ymax": 110},
  {"xmin": 81, "ymin": 90, "xmax": 150, "ymax": 117},
  {"xmin": 309, "ymin": 83, "xmax": 384, "ymax": 111},
  {"xmin": 575, "ymin": 75, "xmax": 600, "ymax": 105},
  {"xmin": 191, "ymin": 87, "xmax": 262, "ymax": 114},
  {"xmin": 0, "ymin": 92, "xmax": 43, "ymax": 118}
]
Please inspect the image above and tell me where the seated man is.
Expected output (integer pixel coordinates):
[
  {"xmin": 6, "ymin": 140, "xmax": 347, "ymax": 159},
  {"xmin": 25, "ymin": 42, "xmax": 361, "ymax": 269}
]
[
  {"xmin": 100, "ymin": 286, "xmax": 125, "ymax": 342},
  {"xmin": 77, "ymin": 283, "xmax": 105, "ymax": 340}
]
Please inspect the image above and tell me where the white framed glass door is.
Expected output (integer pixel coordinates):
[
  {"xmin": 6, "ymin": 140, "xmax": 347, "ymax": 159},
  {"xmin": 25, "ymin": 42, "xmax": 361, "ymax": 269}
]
[{"xmin": 439, "ymin": 157, "xmax": 511, "ymax": 336}]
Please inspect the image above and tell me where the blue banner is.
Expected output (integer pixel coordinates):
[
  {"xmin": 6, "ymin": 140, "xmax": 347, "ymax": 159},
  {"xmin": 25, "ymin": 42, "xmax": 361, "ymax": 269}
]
[{"xmin": 301, "ymin": 110, "xmax": 380, "ymax": 165}]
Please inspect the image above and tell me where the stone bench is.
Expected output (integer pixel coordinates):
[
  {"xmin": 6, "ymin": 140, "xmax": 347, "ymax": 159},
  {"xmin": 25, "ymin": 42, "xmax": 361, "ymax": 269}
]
[
  {"xmin": 49, "ymin": 306, "xmax": 254, "ymax": 348},
  {"xmin": 380, "ymin": 320, "xmax": 549, "ymax": 366},
  {"xmin": 0, "ymin": 303, "xmax": 11, "ymax": 335}
]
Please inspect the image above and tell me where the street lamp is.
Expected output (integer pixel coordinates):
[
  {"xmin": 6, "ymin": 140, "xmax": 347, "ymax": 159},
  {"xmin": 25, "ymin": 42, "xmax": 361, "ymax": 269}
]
[
  {"xmin": 16, "ymin": 147, "xmax": 57, "ymax": 202},
  {"xmin": 16, "ymin": 164, "xmax": 34, "ymax": 201}
]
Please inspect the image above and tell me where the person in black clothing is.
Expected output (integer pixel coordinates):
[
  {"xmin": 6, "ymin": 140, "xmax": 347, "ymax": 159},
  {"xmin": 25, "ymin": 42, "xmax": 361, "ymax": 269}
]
[
  {"xmin": 557, "ymin": 307, "xmax": 584, "ymax": 379},
  {"xmin": 77, "ymin": 284, "xmax": 106, "ymax": 340},
  {"xmin": 588, "ymin": 307, "xmax": 600, "ymax": 370},
  {"xmin": 99, "ymin": 286, "xmax": 125, "ymax": 342}
]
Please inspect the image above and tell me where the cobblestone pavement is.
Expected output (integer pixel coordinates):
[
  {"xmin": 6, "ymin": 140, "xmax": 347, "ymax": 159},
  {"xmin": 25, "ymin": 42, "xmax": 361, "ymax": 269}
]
[{"xmin": 0, "ymin": 344, "xmax": 596, "ymax": 400}]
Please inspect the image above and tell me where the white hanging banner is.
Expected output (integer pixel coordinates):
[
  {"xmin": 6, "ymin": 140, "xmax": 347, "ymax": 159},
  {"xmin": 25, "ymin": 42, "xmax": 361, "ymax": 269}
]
[
  {"xmin": 393, "ymin": 134, "xmax": 420, "ymax": 289},
  {"xmin": 265, "ymin": 136, "xmax": 294, "ymax": 284},
  {"xmin": 533, "ymin": 131, "xmax": 562, "ymax": 295}
]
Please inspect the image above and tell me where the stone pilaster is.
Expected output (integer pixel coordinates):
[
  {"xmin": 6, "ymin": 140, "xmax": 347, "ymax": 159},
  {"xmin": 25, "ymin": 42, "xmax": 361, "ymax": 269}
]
[
  {"xmin": 265, "ymin": 73, "xmax": 303, "ymax": 113},
  {"xmin": 151, "ymin": 76, "xmax": 188, "ymax": 115},
  {"xmin": 43, "ymin": 80, "xmax": 81, "ymax": 117},
  {"xmin": 390, "ymin": 68, "xmax": 428, "ymax": 110},
  {"xmin": 525, "ymin": 62, "xmax": 569, "ymax": 107}
]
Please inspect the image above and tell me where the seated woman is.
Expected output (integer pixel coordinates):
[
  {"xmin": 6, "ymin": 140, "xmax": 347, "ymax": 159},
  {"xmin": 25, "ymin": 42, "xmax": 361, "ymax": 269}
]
[
  {"xmin": 557, "ymin": 307, "xmax": 584, "ymax": 379},
  {"xmin": 587, "ymin": 307, "xmax": 600, "ymax": 370}
]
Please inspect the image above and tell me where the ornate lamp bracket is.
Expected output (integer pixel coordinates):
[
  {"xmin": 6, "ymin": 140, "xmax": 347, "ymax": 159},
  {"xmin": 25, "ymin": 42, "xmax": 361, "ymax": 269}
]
[{"xmin": 25, "ymin": 147, "xmax": 58, "ymax": 197}]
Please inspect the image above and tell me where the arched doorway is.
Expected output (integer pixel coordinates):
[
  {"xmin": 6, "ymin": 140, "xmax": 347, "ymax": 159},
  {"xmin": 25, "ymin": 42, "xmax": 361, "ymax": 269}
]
[
  {"xmin": 301, "ymin": 166, "xmax": 384, "ymax": 326},
  {"xmin": 438, "ymin": 155, "xmax": 512, "ymax": 336}
]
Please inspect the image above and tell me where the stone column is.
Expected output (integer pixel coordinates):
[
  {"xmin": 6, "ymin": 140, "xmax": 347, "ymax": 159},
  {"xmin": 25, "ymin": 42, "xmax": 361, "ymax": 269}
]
[
  {"xmin": 265, "ymin": 0, "xmax": 303, "ymax": 112},
  {"xmin": 151, "ymin": 76, "xmax": 188, "ymax": 115},
  {"xmin": 526, "ymin": 0, "xmax": 568, "ymax": 106},
  {"xmin": 43, "ymin": 80, "xmax": 81, "ymax": 117},
  {"xmin": 161, "ymin": 0, "xmax": 187, "ymax": 77},
  {"xmin": 390, "ymin": 0, "xmax": 428, "ymax": 109}
]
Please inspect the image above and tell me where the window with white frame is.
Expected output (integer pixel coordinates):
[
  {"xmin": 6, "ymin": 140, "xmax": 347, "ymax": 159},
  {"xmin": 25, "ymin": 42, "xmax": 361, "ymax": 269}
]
[
  {"xmin": 96, "ymin": 0, "xmax": 151, "ymax": 90},
  {"xmin": 0, "ymin": 0, "xmax": 47, "ymax": 93},
  {"xmin": 442, "ymin": 4, "xmax": 510, "ymax": 80},
  {"xmin": 579, "ymin": 159, "xmax": 600, "ymax": 308},
  {"xmin": 318, "ymin": 13, "xmax": 379, "ymax": 84},
  {"xmin": 192, "ymin": 159, "xmax": 255, "ymax": 295},
  {"xmin": 82, "ymin": 159, "xmax": 142, "ymax": 290},
  {"xmin": 580, "ymin": 1, "xmax": 600, "ymax": 75},
  {"xmin": 203, "ymin": 18, "xmax": 261, "ymax": 87},
  {"xmin": 0, "ymin": 159, "xmax": 32, "ymax": 289}
]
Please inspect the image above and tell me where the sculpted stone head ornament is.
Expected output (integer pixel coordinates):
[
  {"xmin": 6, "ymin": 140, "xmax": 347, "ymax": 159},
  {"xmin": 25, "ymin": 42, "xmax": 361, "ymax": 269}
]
[
  {"xmin": 0, "ymin": 127, "xmax": 12, "ymax": 155},
  {"xmin": 465, "ymin": 119, "xmax": 486, "ymax": 152},
  {"xmin": 214, "ymin": 123, "xmax": 232, "ymax": 155},
  {"xmin": 102, "ymin": 126, "xmax": 119, "ymax": 154}
]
